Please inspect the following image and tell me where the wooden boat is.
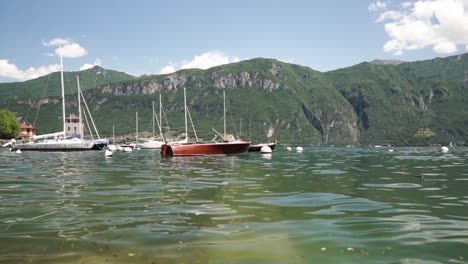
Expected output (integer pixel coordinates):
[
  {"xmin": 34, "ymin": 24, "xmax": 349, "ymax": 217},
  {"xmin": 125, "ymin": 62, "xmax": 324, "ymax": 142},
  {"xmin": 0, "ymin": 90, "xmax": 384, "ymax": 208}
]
[
  {"xmin": 161, "ymin": 89, "xmax": 250, "ymax": 156},
  {"xmin": 248, "ymin": 140, "xmax": 277, "ymax": 152},
  {"xmin": 161, "ymin": 141, "xmax": 250, "ymax": 156}
]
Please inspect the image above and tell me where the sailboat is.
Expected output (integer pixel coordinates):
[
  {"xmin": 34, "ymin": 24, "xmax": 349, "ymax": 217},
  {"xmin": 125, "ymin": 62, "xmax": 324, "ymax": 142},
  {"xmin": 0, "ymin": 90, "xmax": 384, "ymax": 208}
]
[
  {"xmin": 121, "ymin": 112, "xmax": 139, "ymax": 149},
  {"xmin": 138, "ymin": 95, "xmax": 166, "ymax": 149},
  {"xmin": 160, "ymin": 88, "xmax": 250, "ymax": 156},
  {"xmin": 8, "ymin": 52, "xmax": 107, "ymax": 151}
]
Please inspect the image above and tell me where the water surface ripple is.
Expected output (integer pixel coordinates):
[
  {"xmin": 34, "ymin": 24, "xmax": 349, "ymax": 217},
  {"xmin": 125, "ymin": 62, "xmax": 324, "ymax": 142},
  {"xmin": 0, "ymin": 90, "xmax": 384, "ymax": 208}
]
[{"xmin": 1, "ymin": 147, "xmax": 467, "ymax": 263}]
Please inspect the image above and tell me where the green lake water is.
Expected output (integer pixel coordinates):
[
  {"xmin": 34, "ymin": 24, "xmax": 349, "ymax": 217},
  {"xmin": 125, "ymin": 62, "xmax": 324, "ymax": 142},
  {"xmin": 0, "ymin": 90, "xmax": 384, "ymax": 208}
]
[{"xmin": 1, "ymin": 147, "xmax": 467, "ymax": 263}]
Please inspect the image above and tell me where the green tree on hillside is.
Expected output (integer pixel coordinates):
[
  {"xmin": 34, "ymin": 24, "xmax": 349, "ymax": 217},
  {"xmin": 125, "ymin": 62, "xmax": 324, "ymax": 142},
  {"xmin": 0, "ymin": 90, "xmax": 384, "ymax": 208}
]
[{"xmin": 0, "ymin": 109, "xmax": 20, "ymax": 139}]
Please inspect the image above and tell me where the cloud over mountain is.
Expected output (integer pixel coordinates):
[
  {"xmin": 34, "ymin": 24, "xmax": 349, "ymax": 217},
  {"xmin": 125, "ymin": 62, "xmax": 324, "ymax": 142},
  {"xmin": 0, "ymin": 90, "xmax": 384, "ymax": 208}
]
[
  {"xmin": 0, "ymin": 38, "xmax": 90, "ymax": 81},
  {"xmin": 370, "ymin": 0, "xmax": 468, "ymax": 55},
  {"xmin": 159, "ymin": 51, "xmax": 241, "ymax": 74}
]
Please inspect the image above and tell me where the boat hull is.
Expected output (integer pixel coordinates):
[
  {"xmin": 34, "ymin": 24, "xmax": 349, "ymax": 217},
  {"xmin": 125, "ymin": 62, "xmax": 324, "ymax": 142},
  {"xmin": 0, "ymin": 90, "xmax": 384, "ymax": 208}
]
[
  {"xmin": 92, "ymin": 139, "xmax": 109, "ymax": 150},
  {"xmin": 161, "ymin": 141, "xmax": 251, "ymax": 156},
  {"xmin": 248, "ymin": 141, "xmax": 277, "ymax": 152},
  {"xmin": 138, "ymin": 140, "xmax": 165, "ymax": 149},
  {"xmin": 11, "ymin": 139, "xmax": 97, "ymax": 152}
]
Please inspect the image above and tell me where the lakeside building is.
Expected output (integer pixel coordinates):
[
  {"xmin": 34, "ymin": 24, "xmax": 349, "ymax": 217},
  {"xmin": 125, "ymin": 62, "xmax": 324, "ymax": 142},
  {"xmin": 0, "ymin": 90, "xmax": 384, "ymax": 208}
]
[
  {"xmin": 65, "ymin": 114, "xmax": 82, "ymax": 137},
  {"xmin": 18, "ymin": 123, "xmax": 37, "ymax": 138}
]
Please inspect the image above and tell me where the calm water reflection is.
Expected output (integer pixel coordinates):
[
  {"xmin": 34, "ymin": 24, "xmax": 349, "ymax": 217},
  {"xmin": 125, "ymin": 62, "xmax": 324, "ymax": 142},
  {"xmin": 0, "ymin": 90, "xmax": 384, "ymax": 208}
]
[{"xmin": 1, "ymin": 147, "xmax": 467, "ymax": 263}]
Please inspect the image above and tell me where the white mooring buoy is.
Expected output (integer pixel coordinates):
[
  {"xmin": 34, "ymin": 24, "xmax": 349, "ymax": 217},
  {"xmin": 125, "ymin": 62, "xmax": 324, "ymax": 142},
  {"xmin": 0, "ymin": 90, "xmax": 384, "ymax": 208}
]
[
  {"xmin": 107, "ymin": 145, "xmax": 117, "ymax": 151},
  {"xmin": 15, "ymin": 149, "xmax": 22, "ymax": 154},
  {"xmin": 260, "ymin": 146, "xmax": 272, "ymax": 153},
  {"xmin": 296, "ymin": 146, "xmax": 303, "ymax": 153},
  {"xmin": 441, "ymin": 146, "xmax": 449, "ymax": 153},
  {"xmin": 123, "ymin": 147, "xmax": 133, "ymax": 152},
  {"xmin": 286, "ymin": 146, "xmax": 292, "ymax": 152},
  {"xmin": 105, "ymin": 149, "xmax": 113, "ymax": 157}
]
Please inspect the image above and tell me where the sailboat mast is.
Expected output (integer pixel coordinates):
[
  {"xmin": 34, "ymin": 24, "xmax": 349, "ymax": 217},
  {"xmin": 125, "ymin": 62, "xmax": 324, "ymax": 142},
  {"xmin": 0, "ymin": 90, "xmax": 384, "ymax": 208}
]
[
  {"xmin": 77, "ymin": 76, "xmax": 83, "ymax": 138},
  {"xmin": 159, "ymin": 94, "xmax": 164, "ymax": 139},
  {"xmin": 223, "ymin": 91, "xmax": 226, "ymax": 140},
  {"xmin": 152, "ymin": 101, "xmax": 155, "ymax": 138},
  {"xmin": 184, "ymin": 88, "xmax": 188, "ymax": 141},
  {"xmin": 60, "ymin": 50, "xmax": 66, "ymax": 135},
  {"xmin": 136, "ymin": 111, "xmax": 139, "ymax": 144}
]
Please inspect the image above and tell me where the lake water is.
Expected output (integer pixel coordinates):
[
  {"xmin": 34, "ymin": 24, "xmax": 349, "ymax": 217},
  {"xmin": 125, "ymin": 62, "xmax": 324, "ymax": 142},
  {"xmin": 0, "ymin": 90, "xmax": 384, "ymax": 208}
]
[{"xmin": 1, "ymin": 146, "xmax": 467, "ymax": 263}]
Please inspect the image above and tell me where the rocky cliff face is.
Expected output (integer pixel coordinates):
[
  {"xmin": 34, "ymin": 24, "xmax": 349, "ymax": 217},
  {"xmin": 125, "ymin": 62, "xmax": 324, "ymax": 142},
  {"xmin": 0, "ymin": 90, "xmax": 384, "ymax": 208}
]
[
  {"xmin": 210, "ymin": 72, "xmax": 283, "ymax": 91},
  {"xmin": 16, "ymin": 98, "xmax": 60, "ymax": 107},
  {"xmin": 100, "ymin": 70, "xmax": 284, "ymax": 96},
  {"xmin": 100, "ymin": 74, "xmax": 189, "ymax": 95}
]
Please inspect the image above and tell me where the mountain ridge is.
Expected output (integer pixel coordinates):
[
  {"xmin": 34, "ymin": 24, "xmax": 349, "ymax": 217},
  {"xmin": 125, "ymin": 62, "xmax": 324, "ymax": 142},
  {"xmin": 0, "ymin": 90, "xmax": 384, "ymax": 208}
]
[{"xmin": 1, "ymin": 53, "xmax": 467, "ymax": 145}]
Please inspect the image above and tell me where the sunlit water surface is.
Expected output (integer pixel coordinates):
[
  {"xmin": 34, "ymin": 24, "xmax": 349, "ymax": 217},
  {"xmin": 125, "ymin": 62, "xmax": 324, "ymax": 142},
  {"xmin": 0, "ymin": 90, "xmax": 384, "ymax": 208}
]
[{"xmin": 1, "ymin": 147, "xmax": 468, "ymax": 263}]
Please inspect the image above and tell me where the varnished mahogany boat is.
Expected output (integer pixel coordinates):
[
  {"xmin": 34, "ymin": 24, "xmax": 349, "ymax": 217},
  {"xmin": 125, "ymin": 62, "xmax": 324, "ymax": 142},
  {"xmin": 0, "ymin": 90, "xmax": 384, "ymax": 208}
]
[
  {"xmin": 248, "ymin": 140, "xmax": 277, "ymax": 152},
  {"xmin": 161, "ymin": 88, "xmax": 250, "ymax": 156},
  {"xmin": 161, "ymin": 141, "xmax": 250, "ymax": 156}
]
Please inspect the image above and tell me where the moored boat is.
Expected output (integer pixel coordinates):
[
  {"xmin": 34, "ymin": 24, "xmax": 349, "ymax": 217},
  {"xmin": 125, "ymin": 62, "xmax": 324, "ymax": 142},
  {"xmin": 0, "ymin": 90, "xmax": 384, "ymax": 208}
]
[
  {"xmin": 161, "ymin": 88, "xmax": 250, "ymax": 156},
  {"xmin": 8, "ymin": 58, "xmax": 107, "ymax": 152},
  {"xmin": 138, "ymin": 140, "xmax": 165, "ymax": 149},
  {"xmin": 248, "ymin": 140, "xmax": 277, "ymax": 152},
  {"xmin": 137, "ymin": 97, "xmax": 166, "ymax": 149},
  {"xmin": 161, "ymin": 141, "xmax": 250, "ymax": 156}
]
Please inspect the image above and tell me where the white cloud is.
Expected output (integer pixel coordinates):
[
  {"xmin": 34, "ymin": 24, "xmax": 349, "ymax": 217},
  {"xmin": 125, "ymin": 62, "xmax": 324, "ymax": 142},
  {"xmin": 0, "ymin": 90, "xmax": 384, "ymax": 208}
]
[
  {"xmin": 43, "ymin": 38, "xmax": 70, "ymax": 47},
  {"xmin": 0, "ymin": 37, "xmax": 91, "ymax": 81},
  {"xmin": 43, "ymin": 37, "xmax": 88, "ymax": 58},
  {"xmin": 368, "ymin": 1, "xmax": 388, "ymax": 12},
  {"xmin": 80, "ymin": 64, "xmax": 94, "ymax": 71},
  {"xmin": 80, "ymin": 58, "xmax": 102, "ymax": 71},
  {"xmin": 0, "ymin": 59, "xmax": 60, "ymax": 81},
  {"xmin": 55, "ymin": 43, "xmax": 87, "ymax": 58},
  {"xmin": 159, "ymin": 51, "xmax": 241, "ymax": 74},
  {"xmin": 159, "ymin": 65, "xmax": 177, "ymax": 74},
  {"xmin": 376, "ymin": 10, "xmax": 403, "ymax": 22},
  {"xmin": 180, "ymin": 51, "xmax": 240, "ymax": 70},
  {"xmin": 374, "ymin": 0, "xmax": 468, "ymax": 55},
  {"xmin": 433, "ymin": 41, "xmax": 457, "ymax": 53}
]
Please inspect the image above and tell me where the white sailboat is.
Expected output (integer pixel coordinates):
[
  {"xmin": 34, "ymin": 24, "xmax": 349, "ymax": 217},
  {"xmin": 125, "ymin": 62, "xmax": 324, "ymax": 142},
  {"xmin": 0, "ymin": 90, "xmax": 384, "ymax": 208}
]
[
  {"xmin": 138, "ymin": 95, "xmax": 166, "ymax": 149},
  {"xmin": 121, "ymin": 112, "xmax": 139, "ymax": 149},
  {"xmin": 8, "ymin": 52, "xmax": 106, "ymax": 151}
]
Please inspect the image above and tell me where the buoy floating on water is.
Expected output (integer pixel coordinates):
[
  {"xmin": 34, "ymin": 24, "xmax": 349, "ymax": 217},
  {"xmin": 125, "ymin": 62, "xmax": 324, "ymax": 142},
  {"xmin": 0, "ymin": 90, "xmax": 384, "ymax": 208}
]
[
  {"xmin": 389, "ymin": 149, "xmax": 394, "ymax": 152},
  {"xmin": 123, "ymin": 147, "xmax": 133, "ymax": 152},
  {"xmin": 105, "ymin": 149, "xmax": 113, "ymax": 157},
  {"xmin": 286, "ymin": 146, "xmax": 292, "ymax": 152},
  {"xmin": 107, "ymin": 145, "xmax": 117, "ymax": 151},
  {"xmin": 296, "ymin": 146, "xmax": 303, "ymax": 153},
  {"xmin": 441, "ymin": 146, "xmax": 449, "ymax": 153},
  {"xmin": 260, "ymin": 146, "xmax": 272, "ymax": 153},
  {"xmin": 15, "ymin": 149, "xmax": 22, "ymax": 154}
]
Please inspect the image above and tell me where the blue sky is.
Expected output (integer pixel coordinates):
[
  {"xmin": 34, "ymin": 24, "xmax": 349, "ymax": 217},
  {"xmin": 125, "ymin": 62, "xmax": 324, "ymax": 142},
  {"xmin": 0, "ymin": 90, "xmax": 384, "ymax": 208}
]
[{"xmin": 1, "ymin": 0, "xmax": 467, "ymax": 83}]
